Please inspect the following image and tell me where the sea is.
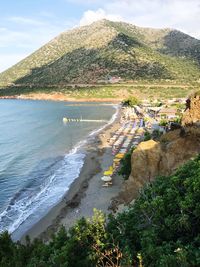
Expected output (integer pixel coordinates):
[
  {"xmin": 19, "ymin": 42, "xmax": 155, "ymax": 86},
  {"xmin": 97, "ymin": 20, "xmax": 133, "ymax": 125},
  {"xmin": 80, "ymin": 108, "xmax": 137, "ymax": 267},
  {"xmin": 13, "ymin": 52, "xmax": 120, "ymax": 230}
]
[{"xmin": 0, "ymin": 99, "xmax": 118, "ymax": 240}]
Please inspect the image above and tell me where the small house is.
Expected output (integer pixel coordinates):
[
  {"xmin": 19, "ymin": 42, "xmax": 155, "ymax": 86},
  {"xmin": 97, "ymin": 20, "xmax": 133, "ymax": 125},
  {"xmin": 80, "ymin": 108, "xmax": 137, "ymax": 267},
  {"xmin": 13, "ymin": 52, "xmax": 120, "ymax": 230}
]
[
  {"xmin": 158, "ymin": 107, "xmax": 177, "ymax": 119},
  {"xmin": 109, "ymin": 76, "xmax": 122, "ymax": 83}
]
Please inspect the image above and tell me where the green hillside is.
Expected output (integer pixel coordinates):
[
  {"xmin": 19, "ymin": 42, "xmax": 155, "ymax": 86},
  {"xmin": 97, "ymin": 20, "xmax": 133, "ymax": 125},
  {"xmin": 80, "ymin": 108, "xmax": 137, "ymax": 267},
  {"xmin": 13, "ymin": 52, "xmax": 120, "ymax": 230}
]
[{"xmin": 0, "ymin": 19, "xmax": 200, "ymax": 91}]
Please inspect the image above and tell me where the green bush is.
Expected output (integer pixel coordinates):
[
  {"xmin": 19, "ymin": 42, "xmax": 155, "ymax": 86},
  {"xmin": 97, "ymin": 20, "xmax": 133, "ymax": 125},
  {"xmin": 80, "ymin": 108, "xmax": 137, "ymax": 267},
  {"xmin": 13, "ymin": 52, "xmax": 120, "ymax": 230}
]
[
  {"xmin": 1, "ymin": 156, "xmax": 200, "ymax": 266},
  {"xmin": 159, "ymin": 119, "xmax": 168, "ymax": 126},
  {"xmin": 118, "ymin": 147, "xmax": 135, "ymax": 180},
  {"xmin": 122, "ymin": 96, "xmax": 141, "ymax": 107},
  {"xmin": 144, "ymin": 131, "xmax": 152, "ymax": 141},
  {"xmin": 108, "ymin": 155, "xmax": 200, "ymax": 266},
  {"xmin": 152, "ymin": 129, "xmax": 163, "ymax": 140},
  {"xmin": 171, "ymin": 116, "xmax": 182, "ymax": 124}
]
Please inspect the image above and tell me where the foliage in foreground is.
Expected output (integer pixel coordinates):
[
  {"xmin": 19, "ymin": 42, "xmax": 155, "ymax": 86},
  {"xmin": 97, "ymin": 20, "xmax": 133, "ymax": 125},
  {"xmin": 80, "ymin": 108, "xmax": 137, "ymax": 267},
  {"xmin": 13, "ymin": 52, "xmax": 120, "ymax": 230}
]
[{"xmin": 1, "ymin": 155, "xmax": 200, "ymax": 266}]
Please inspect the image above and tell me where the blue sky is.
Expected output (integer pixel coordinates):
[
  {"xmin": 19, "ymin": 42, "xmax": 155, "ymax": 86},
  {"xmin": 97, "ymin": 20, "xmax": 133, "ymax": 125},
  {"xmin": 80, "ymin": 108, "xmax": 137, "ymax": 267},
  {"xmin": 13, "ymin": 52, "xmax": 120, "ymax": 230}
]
[{"xmin": 0, "ymin": 0, "xmax": 200, "ymax": 72}]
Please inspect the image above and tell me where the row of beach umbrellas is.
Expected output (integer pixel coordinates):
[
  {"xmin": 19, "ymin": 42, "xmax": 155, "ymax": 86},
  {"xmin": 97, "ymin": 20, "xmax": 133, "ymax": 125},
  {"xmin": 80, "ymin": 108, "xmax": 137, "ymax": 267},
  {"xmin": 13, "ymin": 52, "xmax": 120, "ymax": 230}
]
[{"xmin": 101, "ymin": 119, "xmax": 146, "ymax": 185}]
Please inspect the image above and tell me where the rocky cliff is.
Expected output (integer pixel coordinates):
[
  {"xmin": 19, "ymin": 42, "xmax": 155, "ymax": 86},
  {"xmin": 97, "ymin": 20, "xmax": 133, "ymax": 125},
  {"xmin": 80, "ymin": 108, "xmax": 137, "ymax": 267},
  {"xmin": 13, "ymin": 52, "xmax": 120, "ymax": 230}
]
[
  {"xmin": 182, "ymin": 91, "xmax": 200, "ymax": 126},
  {"xmin": 118, "ymin": 93, "xmax": 200, "ymax": 204}
]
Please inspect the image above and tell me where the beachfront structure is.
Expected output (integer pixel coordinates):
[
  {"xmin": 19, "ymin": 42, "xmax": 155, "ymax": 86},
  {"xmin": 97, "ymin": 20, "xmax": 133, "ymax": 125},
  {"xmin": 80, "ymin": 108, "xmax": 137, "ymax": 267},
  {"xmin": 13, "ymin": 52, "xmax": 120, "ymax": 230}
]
[
  {"xmin": 167, "ymin": 98, "xmax": 186, "ymax": 104},
  {"xmin": 158, "ymin": 107, "xmax": 177, "ymax": 119},
  {"xmin": 101, "ymin": 107, "xmax": 153, "ymax": 186},
  {"xmin": 109, "ymin": 76, "xmax": 122, "ymax": 83}
]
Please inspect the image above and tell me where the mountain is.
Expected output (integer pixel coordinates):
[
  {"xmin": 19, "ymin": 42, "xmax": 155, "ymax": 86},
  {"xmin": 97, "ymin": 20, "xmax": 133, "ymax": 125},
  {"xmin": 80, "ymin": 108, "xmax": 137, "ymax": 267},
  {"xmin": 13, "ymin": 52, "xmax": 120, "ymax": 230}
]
[{"xmin": 0, "ymin": 19, "xmax": 200, "ymax": 88}]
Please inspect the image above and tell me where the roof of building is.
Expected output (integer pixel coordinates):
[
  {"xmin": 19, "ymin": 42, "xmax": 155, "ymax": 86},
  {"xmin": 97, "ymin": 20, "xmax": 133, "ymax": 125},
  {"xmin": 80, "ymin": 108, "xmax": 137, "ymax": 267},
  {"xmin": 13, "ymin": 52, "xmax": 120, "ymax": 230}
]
[
  {"xmin": 148, "ymin": 107, "xmax": 162, "ymax": 112},
  {"xmin": 159, "ymin": 108, "xmax": 177, "ymax": 114}
]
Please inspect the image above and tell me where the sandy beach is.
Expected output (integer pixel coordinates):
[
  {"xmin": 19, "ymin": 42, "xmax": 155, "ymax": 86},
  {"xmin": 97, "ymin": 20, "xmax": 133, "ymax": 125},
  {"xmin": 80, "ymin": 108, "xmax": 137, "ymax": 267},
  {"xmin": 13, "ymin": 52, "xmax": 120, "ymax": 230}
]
[{"xmin": 20, "ymin": 108, "xmax": 123, "ymax": 242}]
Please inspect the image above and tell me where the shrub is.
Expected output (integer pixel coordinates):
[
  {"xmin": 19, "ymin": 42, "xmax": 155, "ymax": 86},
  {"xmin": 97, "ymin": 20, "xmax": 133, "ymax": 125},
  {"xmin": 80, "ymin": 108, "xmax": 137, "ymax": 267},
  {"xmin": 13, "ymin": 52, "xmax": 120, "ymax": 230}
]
[
  {"xmin": 122, "ymin": 96, "xmax": 141, "ymax": 107},
  {"xmin": 159, "ymin": 119, "xmax": 168, "ymax": 126},
  {"xmin": 152, "ymin": 129, "xmax": 163, "ymax": 140},
  {"xmin": 1, "ymin": 156, "xmax": 200, "ymax": 266},
  {"xmin": 108, "ymin": 155, "xmax": 200, "ymax": 266},
  {"xmin": 118, "ymin": 147, "xmax": 135, "ymax": 179},
  {"xmin": 143, "ymin": 131, "xmax": 151, "ymax": 141}
]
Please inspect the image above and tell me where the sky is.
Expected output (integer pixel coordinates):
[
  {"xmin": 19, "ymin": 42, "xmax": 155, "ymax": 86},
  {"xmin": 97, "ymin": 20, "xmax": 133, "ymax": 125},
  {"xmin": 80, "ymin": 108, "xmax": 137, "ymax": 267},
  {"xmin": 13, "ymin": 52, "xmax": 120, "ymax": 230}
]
[{"xmin": 0, "ymin": 0, "xmax": 200, "ymax": 72}]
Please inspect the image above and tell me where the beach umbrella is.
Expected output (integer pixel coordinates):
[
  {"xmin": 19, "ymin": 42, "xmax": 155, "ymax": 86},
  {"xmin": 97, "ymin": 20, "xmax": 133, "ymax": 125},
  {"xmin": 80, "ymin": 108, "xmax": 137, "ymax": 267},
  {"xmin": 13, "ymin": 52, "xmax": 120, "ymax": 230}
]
[
  {"xmin": 101, "ymin": 176, "xmax": 112, "ymax": 182},
  {"xmin": 103, "ymin": 170, "xmax": 113, "ymax": 176},
  {"xmin": 116, "ymin": 153, "xmax": 124, "ymax": 159},
  {"xmin": 113, "ymin": 158, "xmax": 121, "ymax": 162}
]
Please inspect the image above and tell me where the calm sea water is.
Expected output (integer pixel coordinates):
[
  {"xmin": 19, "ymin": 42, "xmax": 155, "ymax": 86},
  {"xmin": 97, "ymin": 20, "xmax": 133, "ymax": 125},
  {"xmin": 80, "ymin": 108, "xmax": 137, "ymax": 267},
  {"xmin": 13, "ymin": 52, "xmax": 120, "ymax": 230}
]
[{"xmin": 0, "ymin": 99, "xmax": 117, "ymax": 239}]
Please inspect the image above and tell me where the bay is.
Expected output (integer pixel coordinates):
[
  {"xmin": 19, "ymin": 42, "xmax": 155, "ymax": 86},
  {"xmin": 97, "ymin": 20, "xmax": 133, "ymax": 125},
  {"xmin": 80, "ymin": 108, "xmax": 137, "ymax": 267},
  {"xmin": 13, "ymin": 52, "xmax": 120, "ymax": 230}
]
[{"xmin": 0, "ymin": 99, "xmax": 116, "ymax": 238}]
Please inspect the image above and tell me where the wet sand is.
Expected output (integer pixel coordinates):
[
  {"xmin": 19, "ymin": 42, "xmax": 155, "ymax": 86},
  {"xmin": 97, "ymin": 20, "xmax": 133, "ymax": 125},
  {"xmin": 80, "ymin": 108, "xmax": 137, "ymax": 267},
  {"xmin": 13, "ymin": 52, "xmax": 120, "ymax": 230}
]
[{"xmin": 21, "ymin": 110, "xmax": 123, "ymax": 242}]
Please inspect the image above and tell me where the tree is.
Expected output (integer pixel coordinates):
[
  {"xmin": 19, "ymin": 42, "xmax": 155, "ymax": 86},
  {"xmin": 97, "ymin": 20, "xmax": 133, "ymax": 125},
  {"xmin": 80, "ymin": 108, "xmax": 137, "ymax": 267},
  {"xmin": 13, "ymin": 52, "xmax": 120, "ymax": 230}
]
[
  {"xmin": 1, "ymin": 156, "xmax": 200, "ymax": 266},
  {"xmin": 144, "ymin": 131, "xmax": 151, "ymax": 141},
  {"xmin": 122, "ymin": 96, "xmax": 141, "ymax": 107},
  {"xmin": 159, "ymin": 118, "xmax": 168, "ymax": 126},
  {"xmin": 108, "ymin": 155, "xmax": 200, "ymax": 266},
  {"xmin": 118, "ymin": 147, "xmax": 135, "ymax": 179}
]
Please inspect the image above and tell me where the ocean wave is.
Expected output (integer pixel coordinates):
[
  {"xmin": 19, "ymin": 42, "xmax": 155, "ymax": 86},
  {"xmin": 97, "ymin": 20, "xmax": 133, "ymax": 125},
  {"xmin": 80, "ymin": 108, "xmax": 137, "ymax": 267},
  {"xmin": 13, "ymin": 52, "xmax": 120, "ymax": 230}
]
[
  {"xmin": 0, "ymin": 150, "xmax": 85, "ymax": 236},
  {"xmin": 0, "ymin": 104, "xmax": 119, "ymax": 238}
]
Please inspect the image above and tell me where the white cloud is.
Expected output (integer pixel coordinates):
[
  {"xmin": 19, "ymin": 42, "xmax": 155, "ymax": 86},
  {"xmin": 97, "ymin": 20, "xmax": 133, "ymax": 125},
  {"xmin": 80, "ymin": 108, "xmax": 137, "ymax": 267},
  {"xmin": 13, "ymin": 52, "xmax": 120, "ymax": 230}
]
[
  {"xmin": 1, "ymin": 0, "xmax": 200, "ymax": 72},
  {"xmin": 79, "ymin": 8, "xmax": 122, "ymax": 26},
  {"xmin": 66, "ymin": 0, "xmax": 104, "ymax": 4},
  {"xmin": 78, "ymin": 0, "xmax": 200, "ymax": 39},
  {"xmin": 104, "ymin": 0, "xmax": 200, "ymax": 39}
]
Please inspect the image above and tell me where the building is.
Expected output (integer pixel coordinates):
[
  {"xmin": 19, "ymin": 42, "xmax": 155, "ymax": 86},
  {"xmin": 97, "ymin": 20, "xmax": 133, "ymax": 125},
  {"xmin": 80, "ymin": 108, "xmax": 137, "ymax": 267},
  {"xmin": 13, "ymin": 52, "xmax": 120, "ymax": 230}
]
[
  {"xmin": 109, "ymin": 76, "xmax": 122, "ymax": 83},
  {"xmin": 158, "ymin": 107, "xmax": 177, "ymax": 119}
]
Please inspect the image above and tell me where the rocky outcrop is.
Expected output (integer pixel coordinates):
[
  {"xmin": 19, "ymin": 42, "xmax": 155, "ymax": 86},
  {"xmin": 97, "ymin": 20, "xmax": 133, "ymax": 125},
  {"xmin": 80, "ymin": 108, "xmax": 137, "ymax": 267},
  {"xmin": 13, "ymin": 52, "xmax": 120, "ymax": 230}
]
[
  {"xmin": 114, "ymin": 92, "xmax": 200, "ymax": 205},
  {"xmin": 182, "ymin": 92, "xmax": 200, "ymax": 126},
  {"xmin": 119, "ymin": 127, "xmax": 200, "ymax": 203}
]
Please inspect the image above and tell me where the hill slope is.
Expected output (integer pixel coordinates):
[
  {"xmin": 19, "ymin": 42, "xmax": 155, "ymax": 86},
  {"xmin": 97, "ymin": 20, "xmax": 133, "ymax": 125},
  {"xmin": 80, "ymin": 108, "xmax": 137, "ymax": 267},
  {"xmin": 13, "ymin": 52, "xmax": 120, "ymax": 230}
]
[{"xmin": 0, "ymin": 20, "xmax": 200, "ymax": 88}]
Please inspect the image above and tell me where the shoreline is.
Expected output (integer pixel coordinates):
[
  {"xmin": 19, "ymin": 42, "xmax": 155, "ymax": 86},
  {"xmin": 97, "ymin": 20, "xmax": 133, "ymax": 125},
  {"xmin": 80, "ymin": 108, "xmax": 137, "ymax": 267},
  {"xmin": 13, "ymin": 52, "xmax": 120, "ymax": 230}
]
[
  {"xmin": 19, "ymin": 106, "xmax": 123, "ymax": 242},
  {"xmin": 0, "ymin": 93, "xmax": 122, "ymax": 103}
]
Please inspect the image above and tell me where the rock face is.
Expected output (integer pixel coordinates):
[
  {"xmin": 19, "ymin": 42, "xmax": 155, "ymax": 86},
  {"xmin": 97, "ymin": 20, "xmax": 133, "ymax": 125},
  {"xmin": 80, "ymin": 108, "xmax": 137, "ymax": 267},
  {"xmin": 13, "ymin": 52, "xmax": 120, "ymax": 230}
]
[
  {"xmin": 115, "ymin": 92, "xmax": 200, "ymax": 204},
  {"xmin": 120, "ymin": 128, "xmax": 200, "ymax": 203},
  {"xmin": 182, "ymin": 92, "xmax": 200, "ymax": 126}
]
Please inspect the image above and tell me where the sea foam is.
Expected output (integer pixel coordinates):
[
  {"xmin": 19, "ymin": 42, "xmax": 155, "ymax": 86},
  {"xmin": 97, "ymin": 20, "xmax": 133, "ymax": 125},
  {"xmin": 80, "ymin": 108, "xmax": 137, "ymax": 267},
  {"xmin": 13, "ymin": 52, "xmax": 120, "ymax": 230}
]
[{"xmin": 0, "ymin": 103, "xmax": 119, "ymax": 240}]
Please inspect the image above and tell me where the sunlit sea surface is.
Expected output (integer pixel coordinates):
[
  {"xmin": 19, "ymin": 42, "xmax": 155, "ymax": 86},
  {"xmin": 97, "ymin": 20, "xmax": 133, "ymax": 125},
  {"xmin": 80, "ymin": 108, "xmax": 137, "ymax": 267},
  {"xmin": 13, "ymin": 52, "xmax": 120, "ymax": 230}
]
[{"xmin": 0, "ymin": 99, "xmax": 117, "ymax": 239}]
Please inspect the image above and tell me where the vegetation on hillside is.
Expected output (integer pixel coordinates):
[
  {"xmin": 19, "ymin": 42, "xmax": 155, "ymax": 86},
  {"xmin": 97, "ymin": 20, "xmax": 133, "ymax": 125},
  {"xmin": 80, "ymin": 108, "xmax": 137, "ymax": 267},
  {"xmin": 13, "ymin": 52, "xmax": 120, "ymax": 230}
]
[
  {"xmin": 0, "ymin": 19, "xmax": 200, "ymax": 94},
  {"xmin": 0, "ymin": 82, "xmax": 198, "ymax": 100},
  {"xmin": 1, "ymin": 155, "xmax": 200, "ymax": 266}
]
